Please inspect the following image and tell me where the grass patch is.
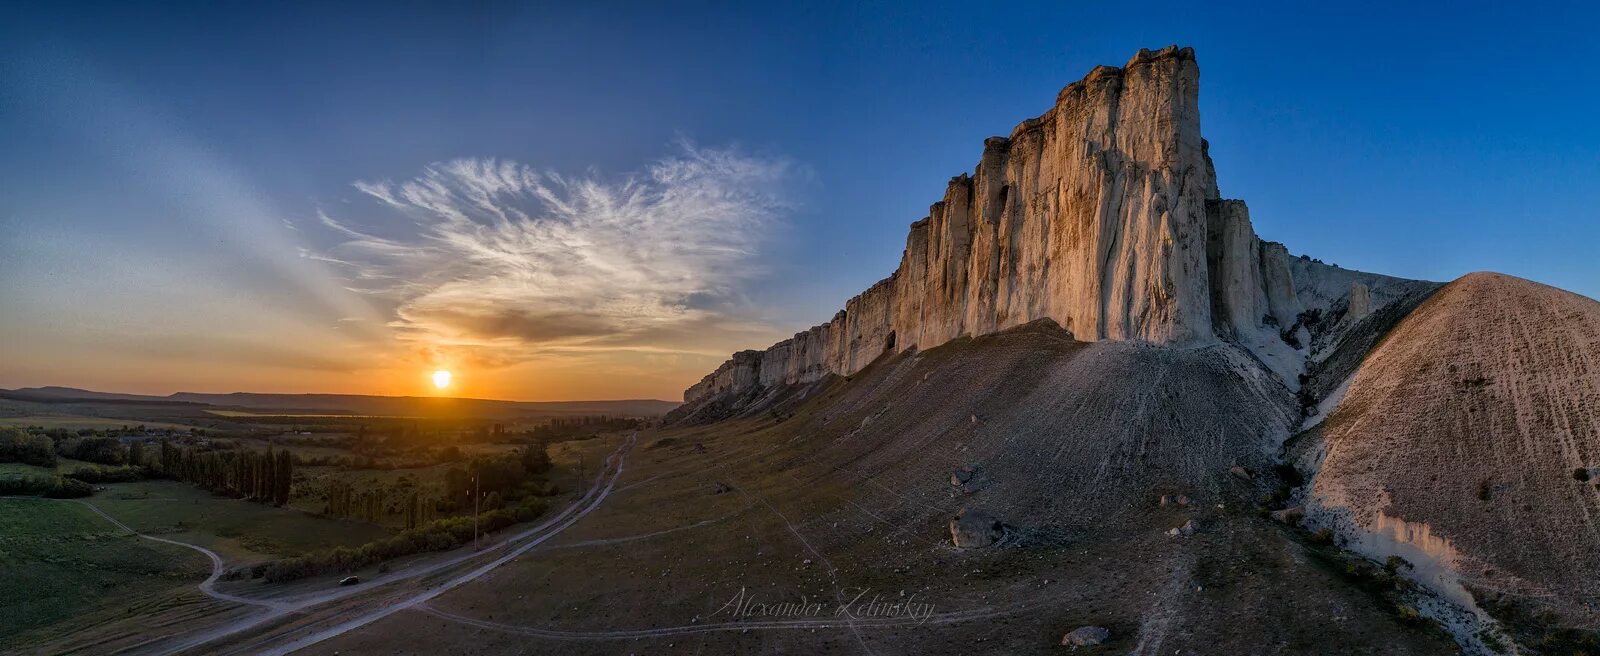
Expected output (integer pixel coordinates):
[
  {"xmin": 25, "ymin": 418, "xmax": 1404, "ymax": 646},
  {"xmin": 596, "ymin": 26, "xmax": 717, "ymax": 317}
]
[
  {"xmin": 87, "ymin": 480, "xmax": 389, "ymax": 562},
  {"xmin": 0, "ymin": 500, "xmax": 207, "ymax": 637}
]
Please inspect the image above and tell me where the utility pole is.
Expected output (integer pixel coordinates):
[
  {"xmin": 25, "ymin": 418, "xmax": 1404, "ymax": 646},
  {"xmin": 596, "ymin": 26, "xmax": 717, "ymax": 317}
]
[{"xmin": 472, "ymin": 470, "xmax": 480, "ymax": 551}]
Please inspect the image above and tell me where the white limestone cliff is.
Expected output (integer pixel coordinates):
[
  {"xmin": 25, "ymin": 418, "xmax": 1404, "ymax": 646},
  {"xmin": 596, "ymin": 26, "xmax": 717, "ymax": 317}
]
[{"xmin": 680, "ymin": 46, "xmax": 1424, "ymax": 409}]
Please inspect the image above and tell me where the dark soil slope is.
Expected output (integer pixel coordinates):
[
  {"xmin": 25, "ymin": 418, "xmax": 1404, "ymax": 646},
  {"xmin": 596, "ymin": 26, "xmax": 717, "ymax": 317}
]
[{"xmin": 345, "ymin": 320, "xmax": 1460, "ymax": 655}]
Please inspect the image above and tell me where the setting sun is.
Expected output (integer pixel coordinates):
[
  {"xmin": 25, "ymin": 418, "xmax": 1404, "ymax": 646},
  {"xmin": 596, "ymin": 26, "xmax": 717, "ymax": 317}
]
[{"xmin": 431, "ymin": 369, "xmax": 452, "ymax": 389}]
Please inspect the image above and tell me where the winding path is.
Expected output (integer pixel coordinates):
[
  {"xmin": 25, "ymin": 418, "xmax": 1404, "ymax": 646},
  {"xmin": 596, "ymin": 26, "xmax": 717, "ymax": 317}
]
[
  {"xmin": 5, "ymin": 431, "xmax": 638, "ymax": 655},
  {"xmin": 71, "ymin": 499, "xmax": 296, "ymax": 611}
]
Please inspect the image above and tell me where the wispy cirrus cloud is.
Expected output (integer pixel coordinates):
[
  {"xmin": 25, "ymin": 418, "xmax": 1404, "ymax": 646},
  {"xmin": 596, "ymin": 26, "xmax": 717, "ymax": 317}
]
[{"xmin": 317, "ymin": 143, "xmax": 794, "ymax": 368}]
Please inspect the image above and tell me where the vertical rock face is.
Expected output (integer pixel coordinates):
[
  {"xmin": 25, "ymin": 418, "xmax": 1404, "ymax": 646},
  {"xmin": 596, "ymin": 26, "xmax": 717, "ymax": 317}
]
[
  {"xmin": 1346, "ymin": 282, "xmax": 1372, "ymax": 322},
  {"xmin": 680, "ymin": 46, "xmax": 1419, "ymax": 407},
  {"xmin": 1207, "ymin": 200, "xmax": 1274, "ymax": 340}
]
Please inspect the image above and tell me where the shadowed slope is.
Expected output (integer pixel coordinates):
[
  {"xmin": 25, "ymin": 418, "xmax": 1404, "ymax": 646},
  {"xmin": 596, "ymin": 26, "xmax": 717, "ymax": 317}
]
[
  {"xmin": 307, "ymin": 319, "xmax": 1455, "ymax": 654},
  {"xmin": 775, "ymin": 319, "xmax": 1300, "ymax": 522}
]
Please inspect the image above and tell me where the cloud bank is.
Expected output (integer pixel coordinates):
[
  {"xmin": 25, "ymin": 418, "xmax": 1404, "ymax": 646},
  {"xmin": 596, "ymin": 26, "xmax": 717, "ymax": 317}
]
[{"xmin": 318, "ymin": 144, "xmax": 793, "ymax": 369}]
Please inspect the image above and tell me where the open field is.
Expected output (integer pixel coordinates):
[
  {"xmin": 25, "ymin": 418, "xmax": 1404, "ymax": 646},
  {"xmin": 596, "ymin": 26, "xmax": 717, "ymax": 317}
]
[
  {"xmin": 204, "ymin": 410, "xmax": 409, "ymax": 418},
  {"xmin": 0, "ymin": 435, "xmax": 624, "ymax": 655},
  {"xmin": 0, "ymin": 383, "xmax": 657, "ymax": 650},
  {"xmin": 0, "ymin": 414, "xmax": 201, "ymax": 430},
  {"xmin": 86, "ymin": 480, "xmax": 391, "ymax": 564},
  {"xmin": 0, "ymin": 479, "xmax": 400, "ymax": 650},
  {"xmin": 0, "ymin": 498, "xmax": 209, "ymax": 640}
]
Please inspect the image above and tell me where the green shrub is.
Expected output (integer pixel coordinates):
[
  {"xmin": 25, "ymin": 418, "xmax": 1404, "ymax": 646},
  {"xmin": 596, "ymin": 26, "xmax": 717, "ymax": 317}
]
[
  {"xmin": 1574, "ymin": 468, "xmax": 1591, "ymax": 483},
  {"xmin": 65, "ymin": 465, "xmax": 147, "ymax": 484},
  {"xmin": 261, "ymin": 497, "xmax": 550, "ymax": 583},
  {"xmin": 44, "ymin": 477, "xmax": 93, "ymax": 498},
  {"xmin": 0, "ymin": 473, "xmax": 93, "ymax": 498},
  {"xmin": 0, "ymin": 474, "xmax": 55, "ymax": 496},
  {"xmin": 0, "ymin": 428, "xmax": 56, "ymax": 468},
  {"xmin": 1536, "ymin": 627, "xmax": 1600, "ymax": 653},
  {"xmin": 1476, "ymin": 629, "xmax": 1508, "ymax": 654}
]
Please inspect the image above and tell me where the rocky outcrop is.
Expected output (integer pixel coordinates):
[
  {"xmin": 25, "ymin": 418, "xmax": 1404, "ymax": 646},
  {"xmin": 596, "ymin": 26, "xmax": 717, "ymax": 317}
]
[
  {"xmin": 1061, "ymin": 626, "xmax": 1111, "ymax": 648},
  {"xmin": 680, "ymin": 46, "xmax": 1424, "ymax": 411},
  {"xmin": 949, "ymin": 508, "xmax": 1005, "ymax": 548}
]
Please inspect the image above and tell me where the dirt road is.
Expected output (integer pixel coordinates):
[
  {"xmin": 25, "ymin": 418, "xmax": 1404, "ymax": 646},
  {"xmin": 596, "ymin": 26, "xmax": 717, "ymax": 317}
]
[{"xmin": 139, "ymin": 431, "xmax": 637, "ymax": 655}]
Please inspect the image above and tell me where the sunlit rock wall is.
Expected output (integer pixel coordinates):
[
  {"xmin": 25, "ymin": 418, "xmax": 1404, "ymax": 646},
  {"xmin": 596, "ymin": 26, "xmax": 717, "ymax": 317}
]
[{"xmin": 682, "ymin": 46, "xmax": 1407, "ymax": 405}]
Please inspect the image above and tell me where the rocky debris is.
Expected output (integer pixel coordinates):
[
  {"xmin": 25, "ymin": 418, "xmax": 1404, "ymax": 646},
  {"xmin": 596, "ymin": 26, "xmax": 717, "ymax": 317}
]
[
  {"xmin": 948, "ymin": 464, "xmax": 989, "ymax": 494},
  {"xmin": 1159, "ymin": 494, "xmax": 1193, "ymax": 507},
  {"xmin": 1167, "ymin": 519, "xmax": 1199, "ymax": 537},
  {"xmin": 712, "ymin": 481, "xmax": 734, "ymax": 494},
  {"xmin": 1060, "ymin": 625, "xmax": 1110, "ymax": 648},
  {"xmin": 1230, "ymin": 465, "xmax": 1254, "ymax": 481},
  {"xmin": 949, "ymin": 509, "xmax": 1005, "ymax": 548},
  {"xmin": 970, "ymin": 414, "xmax": 980, "ymax": 425},
  {"xmin": 1270, "ymin": 506, "xmax": 1305, "ymax": 525}
]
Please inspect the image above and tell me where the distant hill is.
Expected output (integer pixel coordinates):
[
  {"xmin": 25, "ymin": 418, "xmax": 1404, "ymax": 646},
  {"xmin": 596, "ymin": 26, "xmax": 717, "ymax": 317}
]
[
  {"xmin": 0, "ymin": 387, "xmax": 678, "ymax": 418},
  {"xmin": 1, "ymin": 386, "xmax": 188, "ymax": 403}
]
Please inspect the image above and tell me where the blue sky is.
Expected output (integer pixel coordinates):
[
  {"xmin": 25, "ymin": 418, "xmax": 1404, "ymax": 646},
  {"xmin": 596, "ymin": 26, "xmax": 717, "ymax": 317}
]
[{"xmin": 2, "ymin": 1, "xmax": 1596, "ymax": 399}]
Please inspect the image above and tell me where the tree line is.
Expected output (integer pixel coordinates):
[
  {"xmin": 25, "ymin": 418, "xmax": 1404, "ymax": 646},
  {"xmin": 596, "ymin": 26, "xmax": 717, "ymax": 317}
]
[
  {"xmin": 319, "ymin": 445, "xmax": 553, "ymax": 529},
  {"xmin": 0, "ymin": 427, "xmax": 56, "ymax": 467},
  {"xmin": 157, "ymin": 441, "xmax": 294, "ymax": 506},
  {"xmin": 323, "ymin": 480, "xmax": 440, "ymax": 529}
]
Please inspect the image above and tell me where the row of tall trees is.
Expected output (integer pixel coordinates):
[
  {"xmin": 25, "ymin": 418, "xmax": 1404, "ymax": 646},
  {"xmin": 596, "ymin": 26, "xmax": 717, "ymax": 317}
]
[
  {"xmin": 158, "ymin": 441, "xmax": 293, "ymax": 505},
  {"xmin": 323, "ymin": 480, "xmax": 439, "ymax": 529},
  {"xmin": 519, "ymin": 416, "xmax": 641, "ymax": 442}
]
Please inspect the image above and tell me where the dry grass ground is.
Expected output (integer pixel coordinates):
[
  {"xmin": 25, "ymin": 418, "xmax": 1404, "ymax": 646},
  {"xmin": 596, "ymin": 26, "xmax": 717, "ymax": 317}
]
[
  {"xmin": 1305, "ymin": 272, "xmax": 1600, "ymax": 631},
  {"xmin": 300, "ymin": 322, "xmax": 1456, "ymax": 654}
]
